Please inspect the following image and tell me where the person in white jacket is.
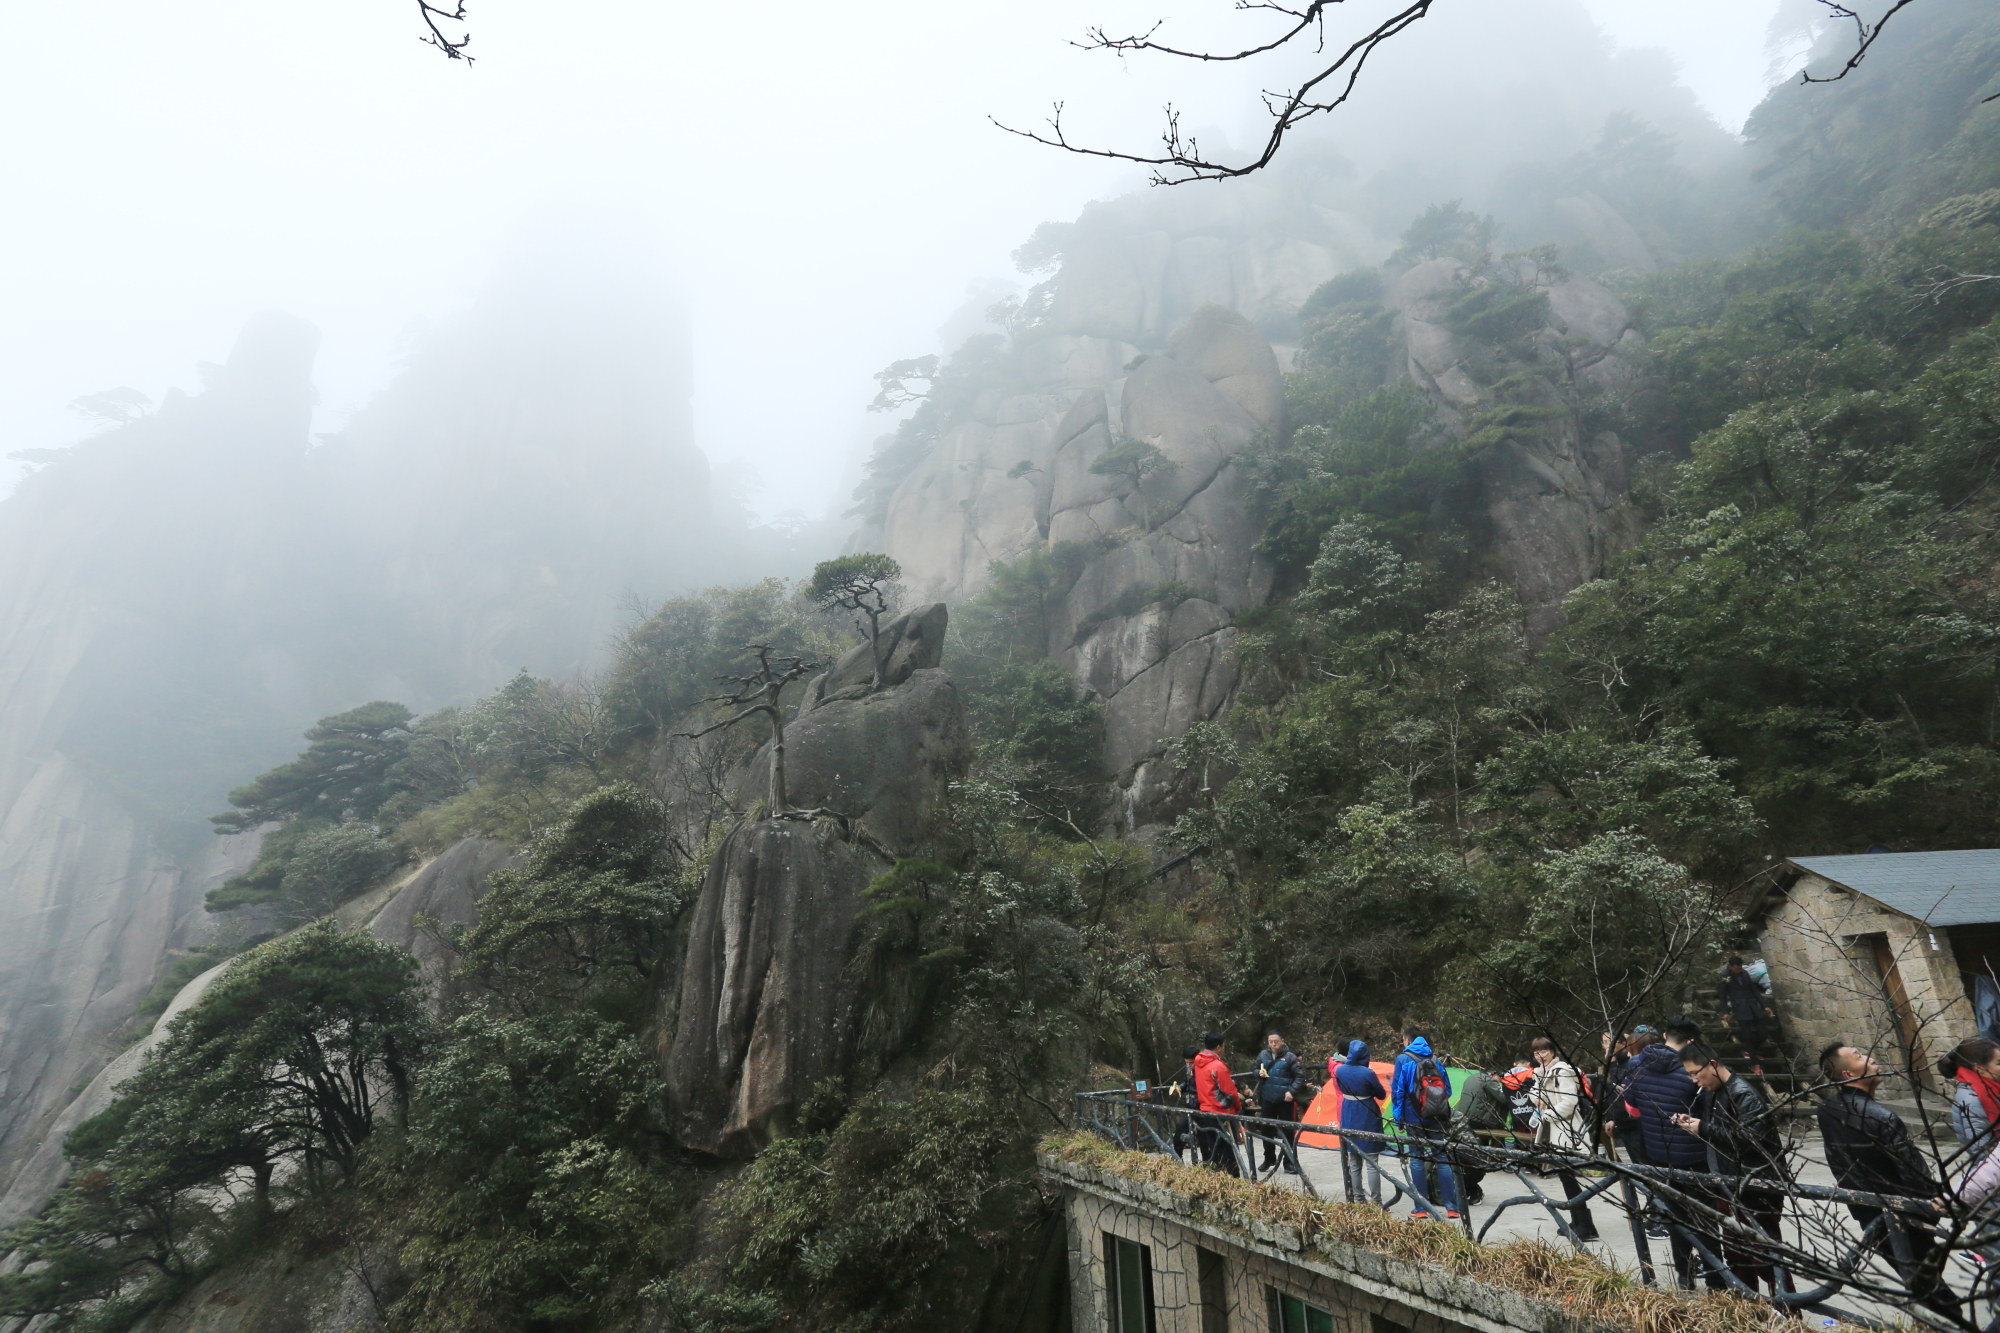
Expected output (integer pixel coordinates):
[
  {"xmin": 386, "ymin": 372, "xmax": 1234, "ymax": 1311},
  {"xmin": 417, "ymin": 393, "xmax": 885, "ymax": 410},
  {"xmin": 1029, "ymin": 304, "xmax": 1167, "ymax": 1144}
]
[{"xmin": 1529, "ymin": 1038, "xmax": 1600, "ymax": 1242}]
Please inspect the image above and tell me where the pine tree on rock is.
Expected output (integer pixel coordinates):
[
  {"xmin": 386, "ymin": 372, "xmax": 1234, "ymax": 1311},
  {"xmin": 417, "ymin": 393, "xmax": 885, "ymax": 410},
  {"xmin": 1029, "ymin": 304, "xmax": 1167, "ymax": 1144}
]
[{"xmin": 808, "ymin": 553, "xmax": 902, "ymax": 691}]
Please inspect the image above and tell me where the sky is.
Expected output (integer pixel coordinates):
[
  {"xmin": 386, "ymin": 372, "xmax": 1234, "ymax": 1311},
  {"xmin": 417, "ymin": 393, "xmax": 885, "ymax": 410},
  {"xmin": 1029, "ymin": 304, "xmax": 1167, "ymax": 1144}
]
[{"xmin": 0, "ymin": 0, "xmax": 1788, "ymax": 528}]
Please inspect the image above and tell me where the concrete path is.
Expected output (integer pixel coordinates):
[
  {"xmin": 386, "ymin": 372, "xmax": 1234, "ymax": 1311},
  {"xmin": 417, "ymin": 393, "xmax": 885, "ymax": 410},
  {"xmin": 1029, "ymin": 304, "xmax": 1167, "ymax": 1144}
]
[{"xmin": 1207, "ymin": 1128, "xmax": 1992, "ymax": 1327}]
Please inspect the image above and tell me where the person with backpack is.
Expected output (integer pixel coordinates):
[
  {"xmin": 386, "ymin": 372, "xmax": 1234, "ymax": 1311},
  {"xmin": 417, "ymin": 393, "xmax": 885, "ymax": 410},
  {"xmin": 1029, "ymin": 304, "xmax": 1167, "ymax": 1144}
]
[
  {"xmin": 1332, "ymin": 1039, "xmax": 1388, "ymax": 1203},
  {"xmin": 1719, "ymin": 957, "xmax": 1776, "ymax": 1063},
  {"xmin": 1255, "ymin": 1031, "xmax": 1309, "ymax": 1174},
  {"xmin": 1192, "ymin": 1031, "xmax": 1243, "ymax": 1176},
  {"xmin": 1451, "ymin": 1061, "xmax": 1512, "ymax": 1205},
  {"xmin": 1602, "ymin": 1027, "xmax": 1658, "ymax": 1166},
  {"xmin": 1528, "ymin": 1037, "xmax": 1601, "ymax": 1242},
  {"xmin": 1390, "ymin": 1025, "xmax": 1460, "ymax": 1220}
]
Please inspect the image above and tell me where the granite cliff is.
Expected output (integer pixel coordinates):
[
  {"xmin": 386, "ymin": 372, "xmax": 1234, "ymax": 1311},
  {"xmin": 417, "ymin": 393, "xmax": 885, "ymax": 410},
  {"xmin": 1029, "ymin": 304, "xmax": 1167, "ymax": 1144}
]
[{"xmin": 0, "ymin": 247, "xmax": 719, "ymax": 1202}]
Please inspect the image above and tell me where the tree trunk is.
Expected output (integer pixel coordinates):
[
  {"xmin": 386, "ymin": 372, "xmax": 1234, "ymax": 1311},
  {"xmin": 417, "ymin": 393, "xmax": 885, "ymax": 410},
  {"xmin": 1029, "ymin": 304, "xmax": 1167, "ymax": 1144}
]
[
  {"xmin": 866, "ymin": 607, "xmax": 883, "ymax": 690},
  {"xmin": 766, "ymin": 700, "xmax": 787, "ymax": 814}
]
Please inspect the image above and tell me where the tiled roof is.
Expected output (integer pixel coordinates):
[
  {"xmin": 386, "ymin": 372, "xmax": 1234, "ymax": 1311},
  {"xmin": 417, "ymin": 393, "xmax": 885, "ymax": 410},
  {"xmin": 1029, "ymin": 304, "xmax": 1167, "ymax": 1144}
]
[{"xmin": 1788, "ymin": 850, "xmax": 2000, "ymax": 927}]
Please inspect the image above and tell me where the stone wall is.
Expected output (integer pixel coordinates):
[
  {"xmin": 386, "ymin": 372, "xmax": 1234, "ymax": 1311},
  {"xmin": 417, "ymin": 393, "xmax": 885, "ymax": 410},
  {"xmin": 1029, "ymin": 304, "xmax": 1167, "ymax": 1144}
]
[
  {"xmin": 1044, "ymin": 1154, "xmax": 1614, "ymax": 1333},
  {"xmin": 1759, "ymin": 872, "xmax": 1978, "ymax": 1087}
]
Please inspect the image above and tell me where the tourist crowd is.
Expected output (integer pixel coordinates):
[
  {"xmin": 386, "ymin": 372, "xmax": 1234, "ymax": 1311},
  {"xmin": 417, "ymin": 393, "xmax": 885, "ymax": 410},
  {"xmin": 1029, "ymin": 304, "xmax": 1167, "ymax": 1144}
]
[{"xmin": 1155, "ymin": 960, "xmax": 2000, "ymax": 1307}]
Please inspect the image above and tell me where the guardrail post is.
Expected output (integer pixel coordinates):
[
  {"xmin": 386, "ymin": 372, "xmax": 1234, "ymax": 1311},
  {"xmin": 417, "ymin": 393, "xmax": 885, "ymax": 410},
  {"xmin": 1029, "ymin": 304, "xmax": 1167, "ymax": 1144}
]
[{"xmin": 1622, "ymin": 1177, "xmax": 1657, "ymax": 1286}]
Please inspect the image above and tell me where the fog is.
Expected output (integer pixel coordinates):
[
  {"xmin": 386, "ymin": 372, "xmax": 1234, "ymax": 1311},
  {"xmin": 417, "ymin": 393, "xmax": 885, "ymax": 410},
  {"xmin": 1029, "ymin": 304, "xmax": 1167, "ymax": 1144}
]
[{"xmin": 1, "ymin": 0, "xmax": 1791, "ymax": 529}]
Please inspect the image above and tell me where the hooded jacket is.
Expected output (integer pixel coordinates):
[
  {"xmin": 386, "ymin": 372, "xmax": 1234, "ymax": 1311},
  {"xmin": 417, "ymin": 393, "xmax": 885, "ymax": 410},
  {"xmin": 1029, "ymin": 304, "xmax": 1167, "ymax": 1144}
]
[
  {"xmin": 1193, "ymin": 1048, "xmax": 1240, "ymax": 1115},
  {"xmin": 1455, "ymin": 1067, "xmax": 1511, "ymax": 1132},
  {"xmin": 1626, "ymin": 1041, "xmax": 1706, "ymax": 1168},
  {"xmin": 1951, "ymin": 1071, "xmax": 2000, "ymax": 1160},
  {"xmin": 1390, "ymin": 1036, "xmax": 1438, "ymax": 1126},
  {"xmin": 1333, "ymin": 1041, "xmax": 1387, "ymax": 1149}
]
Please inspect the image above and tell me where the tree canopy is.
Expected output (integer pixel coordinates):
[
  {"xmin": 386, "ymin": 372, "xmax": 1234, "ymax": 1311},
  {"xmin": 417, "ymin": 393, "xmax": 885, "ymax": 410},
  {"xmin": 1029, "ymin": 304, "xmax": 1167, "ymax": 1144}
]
[{"xmin": 210, "ymin": 701, "xmax": 414, "ymax": 834}]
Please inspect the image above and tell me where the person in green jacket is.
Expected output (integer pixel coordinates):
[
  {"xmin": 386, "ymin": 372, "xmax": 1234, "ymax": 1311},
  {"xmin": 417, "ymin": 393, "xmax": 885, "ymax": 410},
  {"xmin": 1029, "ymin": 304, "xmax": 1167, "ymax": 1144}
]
[{"xmin": 1453, "ymin": 1063, "xmax": 1511, "ymax": 1205}]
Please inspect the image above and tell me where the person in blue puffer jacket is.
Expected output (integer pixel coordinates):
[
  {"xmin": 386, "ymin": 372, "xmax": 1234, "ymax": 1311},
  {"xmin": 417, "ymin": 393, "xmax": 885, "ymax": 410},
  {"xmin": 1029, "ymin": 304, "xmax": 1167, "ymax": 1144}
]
[
  {"xmin": 1333, "ymin": 1040, "xmax": 1388, "ymax": 1203},
  {"xmin": 1624, "ymin": 1015, "xmax": 1710, "ymax": 1286}
]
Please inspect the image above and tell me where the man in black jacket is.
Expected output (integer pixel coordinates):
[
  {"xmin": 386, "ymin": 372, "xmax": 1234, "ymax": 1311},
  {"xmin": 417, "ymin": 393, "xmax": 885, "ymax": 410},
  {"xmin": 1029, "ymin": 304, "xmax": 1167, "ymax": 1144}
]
[
  {"xmin": 1255, "ymin": 1032, "xmax": 1308, "ymax": 1174},
  {"xmin": 1719, "ymin": 958, "xmax": 1775, "ymax": 1061},
  {"xmin": 1815, "ymin": 1043, "xmax": 1960, "ymax": 1318},
  {"xmin": 1678, "ymin": 1042, "xmax": 1789, "ymax": 1295}
]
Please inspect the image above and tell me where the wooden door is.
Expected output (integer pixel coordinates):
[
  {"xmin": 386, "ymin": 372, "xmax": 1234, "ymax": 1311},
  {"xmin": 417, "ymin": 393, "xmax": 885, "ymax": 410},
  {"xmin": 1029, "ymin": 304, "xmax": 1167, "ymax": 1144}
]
[{"xmin": 1868, "ymin": 934, "xmax": 1931, "ymax": 1089}]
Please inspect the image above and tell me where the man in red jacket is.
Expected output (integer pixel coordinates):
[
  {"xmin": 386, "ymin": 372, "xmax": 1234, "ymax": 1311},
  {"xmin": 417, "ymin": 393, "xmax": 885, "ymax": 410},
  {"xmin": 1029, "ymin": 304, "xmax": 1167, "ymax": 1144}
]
[{"xmin": 1193, "ymin": 1031, "xmax": 1243, "ymax": 1176}]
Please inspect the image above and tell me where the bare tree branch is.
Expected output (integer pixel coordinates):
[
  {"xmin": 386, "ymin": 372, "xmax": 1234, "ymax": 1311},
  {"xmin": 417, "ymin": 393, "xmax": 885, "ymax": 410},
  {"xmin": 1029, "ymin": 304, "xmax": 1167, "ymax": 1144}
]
[
  {"xmin": 993, "ymin": 1, "xmax": 1436, "ymax": 186},
  {"xmin": 417, "ymin": 1, "xmax": 472, "ymax": 62},
  {"xmin": 1006, "ymin": 0, "xmax": 1939, "ymax": 186},
  {"xmin": 1799, "ymin": 0, "xmax": 1921, "ymax": 86}
]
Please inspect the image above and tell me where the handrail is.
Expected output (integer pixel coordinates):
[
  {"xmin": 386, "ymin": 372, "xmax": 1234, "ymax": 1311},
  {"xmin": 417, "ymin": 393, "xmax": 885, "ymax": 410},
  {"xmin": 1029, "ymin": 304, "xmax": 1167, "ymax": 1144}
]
[{"xmin": 1066, "ymin": 1087, "xmax": 1989, "ymax": 1324}]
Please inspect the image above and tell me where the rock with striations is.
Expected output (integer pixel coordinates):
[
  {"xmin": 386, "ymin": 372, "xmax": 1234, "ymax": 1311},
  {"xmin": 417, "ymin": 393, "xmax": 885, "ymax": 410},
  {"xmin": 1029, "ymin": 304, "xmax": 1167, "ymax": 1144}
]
[
  {"xmin": 1387, "ymin": 258, "xmax": 1644, "ymax": 635},
  {"xmin": 666, "ymin": 655, "xmax": 970, "ymax": 1157},
  {"xmin": 365, "ymin": 836, "xmax": 512, "ymax": 1015},
  {"xmin": 799, "ymin": 602, "xmax": 948, "ymax": 711}
]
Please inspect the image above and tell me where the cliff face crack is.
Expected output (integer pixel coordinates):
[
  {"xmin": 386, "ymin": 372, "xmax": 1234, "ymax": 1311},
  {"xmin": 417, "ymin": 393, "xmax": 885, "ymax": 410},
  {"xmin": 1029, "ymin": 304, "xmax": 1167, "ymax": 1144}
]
[
  {"xmin": 1095, "ymin": 624, "xmax": 1232, "ymax": 704},
  {"xmin": 1144, "ymin": 454, "xmax": 1233, "ymax": 534}
]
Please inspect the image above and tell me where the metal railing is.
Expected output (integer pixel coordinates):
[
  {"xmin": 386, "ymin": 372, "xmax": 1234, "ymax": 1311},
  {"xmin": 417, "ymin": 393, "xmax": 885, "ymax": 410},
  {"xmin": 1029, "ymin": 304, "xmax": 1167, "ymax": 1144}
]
[{"xmin": 1071, "ymin": 1086, "xmax": 2000, "ymax": 1331}]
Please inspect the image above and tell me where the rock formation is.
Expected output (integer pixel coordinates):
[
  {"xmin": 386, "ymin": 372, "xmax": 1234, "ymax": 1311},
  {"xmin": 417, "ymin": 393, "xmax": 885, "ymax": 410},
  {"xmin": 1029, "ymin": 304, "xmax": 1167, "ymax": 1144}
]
[
  {"xmin": 799, "ymin": 602, "xmax": 950, "ymax": 712},
  {"xmin": 665, "ymin": 615, "xmax": 970, "ymax": 1158},
  {"xmin": 876, "ymin": 305, "xmax": 1280, "ymax": 818},
  {"xmin": 1386, "ymin": 257, "xmax": 1645, "ymax": 635},
  {"xmin": 365, "ymin": 837, "xmax": 512, "ymax": 1015},
  {"xmin": 0, "ymin": 236, "xmax": 719, "ymax": 1198},
  {"xmin": 0, "ymin": 834, "xmax": 508, "ymax": 1225},
  {"xmin": 872, "ymin": 231, "xmax": 1647, "ymax": 816}
]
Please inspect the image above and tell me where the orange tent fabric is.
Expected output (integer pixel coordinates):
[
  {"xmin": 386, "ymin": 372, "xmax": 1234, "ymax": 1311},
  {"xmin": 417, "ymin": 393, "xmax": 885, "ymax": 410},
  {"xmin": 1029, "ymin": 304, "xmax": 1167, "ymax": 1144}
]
[{"xmin": 1298, "ymin": 1060, "xmax": 1395, "ymax": 1150}]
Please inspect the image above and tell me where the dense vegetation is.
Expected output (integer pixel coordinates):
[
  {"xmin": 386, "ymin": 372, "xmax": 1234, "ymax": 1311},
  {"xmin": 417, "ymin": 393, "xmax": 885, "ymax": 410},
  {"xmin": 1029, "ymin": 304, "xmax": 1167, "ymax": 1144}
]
[{"xmin": 9, "ymin": 16, "xmax": 2000, "ymax": 1331}]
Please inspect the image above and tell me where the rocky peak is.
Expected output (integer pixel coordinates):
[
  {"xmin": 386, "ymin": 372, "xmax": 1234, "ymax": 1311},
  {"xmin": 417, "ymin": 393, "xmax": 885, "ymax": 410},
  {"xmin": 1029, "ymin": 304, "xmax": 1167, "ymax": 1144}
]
[{"xmin": 667, "ymin": 641, "xmax": 971, "ymax": 1157}]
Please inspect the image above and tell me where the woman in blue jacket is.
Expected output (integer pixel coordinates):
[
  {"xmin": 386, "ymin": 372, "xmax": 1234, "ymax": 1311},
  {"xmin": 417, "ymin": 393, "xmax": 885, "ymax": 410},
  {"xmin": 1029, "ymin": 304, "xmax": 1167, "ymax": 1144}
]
[{"xmin": 1334, "ymin": 1040, "xmax": 1389, "ymax": 1204}]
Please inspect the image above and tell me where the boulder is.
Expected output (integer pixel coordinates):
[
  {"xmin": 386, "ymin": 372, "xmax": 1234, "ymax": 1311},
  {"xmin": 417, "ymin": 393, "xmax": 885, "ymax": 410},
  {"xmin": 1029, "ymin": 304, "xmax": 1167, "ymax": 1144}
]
[
  {"xmin": 664, "ymin": 820, "xmax": 880, "ymax": 1158},
  {"xmin": 366, "ymin": 837, "xmax": 512, "ymax": 1013},
  {"xmin": 801, "ymin": 602, "xmax": 948, "ymax": 710},
  {"xmin": 1164, "ymin": 304, "xmax": 1286, "ymax": 431},
  {"xmin": 733, "ymin": 667, "xmax": 969, "ymax": 852},
  {"xmin": 672, "ymin": 666, "xmax": 971, "ymax": 1155}
]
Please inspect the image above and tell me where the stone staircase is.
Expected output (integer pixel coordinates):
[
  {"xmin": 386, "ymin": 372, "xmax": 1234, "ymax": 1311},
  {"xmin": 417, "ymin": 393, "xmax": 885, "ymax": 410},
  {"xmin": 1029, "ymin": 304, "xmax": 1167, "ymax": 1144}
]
[{"xmin": 1672, "ymin": 945, "xmax": 1960, "ymax": 1136}]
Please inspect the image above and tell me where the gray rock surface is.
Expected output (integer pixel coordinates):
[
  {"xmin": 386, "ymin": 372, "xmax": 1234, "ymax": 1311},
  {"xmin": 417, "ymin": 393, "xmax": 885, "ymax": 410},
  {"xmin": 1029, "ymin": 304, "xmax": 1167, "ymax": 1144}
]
[
  {"xmin": 671, "ymin": 666, "xmax": 970, "ymax": 1156},
  {"xmin": 872, "ymin": 232, "xmax": 1642, "ymax": 817},
  {"xmin": 879, "ymin": 305, "xmax": 1277, "ymax": 819},
  {"xmin": 0, "ymin": 949, "xmax": 241, "ymax": 1227},
  {"xmin": 801, "ymin": 602, "xmax": 947, "ymax": 710},
  {"xmin": 0, "ymin": 841, "xmax": 508, "ymax": 1226},
  {"xmin": 731, "ymin": 667, "xmax": 969, "ymax": 855},
  {"xmin": 663, "ymin": 820, "xmax": 881, "ymax": 1159},
  {"xmin": 366, "ymin": 837, "xmax": 512, "ymax": 1012},
  {"xmin": 1386, "ymin": 258, "xmax": 1644, "ymax": 633}
]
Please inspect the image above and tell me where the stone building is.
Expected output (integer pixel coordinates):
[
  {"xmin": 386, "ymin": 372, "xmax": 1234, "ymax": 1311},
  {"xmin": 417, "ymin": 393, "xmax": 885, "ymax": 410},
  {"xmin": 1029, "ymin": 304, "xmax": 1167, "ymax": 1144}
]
[
  {"xmin": 1044, "ymin": 1152, "xmax": 1604, "ymax": 1333},
  {"xmin": 1749, "ymin": 851, "xmax": 2000, "ymax": 1086}
]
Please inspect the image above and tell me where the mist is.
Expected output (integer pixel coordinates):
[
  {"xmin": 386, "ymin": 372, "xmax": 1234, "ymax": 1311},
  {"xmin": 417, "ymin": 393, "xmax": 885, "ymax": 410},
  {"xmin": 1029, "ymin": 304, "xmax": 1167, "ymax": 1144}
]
[
  {"xmin": 2, "ymin": 0, "xmax": 1787, "ymax": 530},
  {"xmin": 9, "ymin": 0, "xmax": 2000, "ymax": 1319}
]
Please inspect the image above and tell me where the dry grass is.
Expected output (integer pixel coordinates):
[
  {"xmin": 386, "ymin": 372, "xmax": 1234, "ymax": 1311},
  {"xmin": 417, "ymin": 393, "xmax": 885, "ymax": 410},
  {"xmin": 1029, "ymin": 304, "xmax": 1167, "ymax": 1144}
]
[{"xmin": 1040, "ymin": 1133, "xmax": 1817, "ymax": 1333}]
